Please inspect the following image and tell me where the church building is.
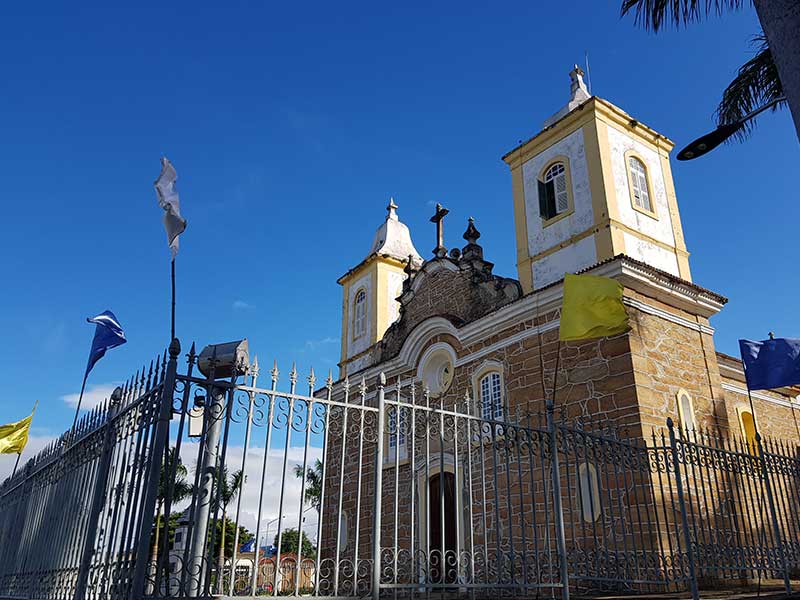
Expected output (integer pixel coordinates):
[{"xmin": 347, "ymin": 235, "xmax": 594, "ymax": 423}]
[{"xmin": 335, "ymin": 65, "xmax": 800, "ymax": 443}]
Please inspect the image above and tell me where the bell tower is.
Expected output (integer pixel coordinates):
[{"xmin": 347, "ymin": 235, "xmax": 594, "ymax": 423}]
[
  {"xmin": 338, "ymin": 200, "xmax": 422, "ymax": 377},
  {"xmin": 502, "ymin": 66, "xmax": 691, "ymax": 293}
]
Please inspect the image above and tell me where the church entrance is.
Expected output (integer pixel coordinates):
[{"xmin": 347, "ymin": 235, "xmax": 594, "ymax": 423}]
[{"xmin": 428, "ymin": 472, "xmax": 457, "ymax": 584}]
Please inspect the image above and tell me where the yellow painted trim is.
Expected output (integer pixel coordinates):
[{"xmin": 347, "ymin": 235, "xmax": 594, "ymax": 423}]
[
  {"xmin": 502, "ymin": 98, "xmax": 674, "ymax": 169},
  {"xmin": 510, "ymin": 165, "xmax": 533, "ymax": 294},
  {"xmin": 623, "ymin": 150, "xmax": 659, "ymax": 220},
  {"xmin": 538, "ymin": 156, "xmax": 575, "ymax": 228},
  {"xmin": 503, "ymin": 103, "xmax": 596, "ymax": 169},
  {"xmin": 528, "ymin": 226, "xmax": 599, "ymax": 263},
  {"xmin": 675, "ymin": 388, "xmax": 696, "ymax": 431},
  {"xmin": 608, "ymin": 218, "xmax": 691, "ymax": 258},
  {"xmin": 339, "ymin": 279, "xmax": 350, "ymax": 375},
  {"xmin": 657, "ymin": 152, "xmax": 692, "ymax": 281},
  {"xmin": 582, "ymin": 119, "xmax": 619, "ymax": 261}
]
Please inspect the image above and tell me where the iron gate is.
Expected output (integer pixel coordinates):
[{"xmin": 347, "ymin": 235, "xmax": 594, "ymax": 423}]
[{"xmin": 1, "ymin": 339, "xmax": 800, "ymax": 600}]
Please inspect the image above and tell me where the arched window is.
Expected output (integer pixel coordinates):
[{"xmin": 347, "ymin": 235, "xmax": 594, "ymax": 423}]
[
  {"xmin": 739, "ymin": 409, "xmax": 757, "ymax": 451},
  {"xmin": 352, "ymin": 290, "xmax": 367, "ymax": 340},
  {"xmin": 479, "ymin": 372, "xmax": 504, "ymax": 421},
  {"xmin": 578, "ymin": 464, "xmax": 601, "ymax": 522},
  {"xmin": 627, "ymin": 156, "xmax": 652, "ymax": 213},
  {"xmin": 676, "ymin": 389, "xmax": 696, "ymax": 433},
  {"xmin": 544, "ymin": 162, "xmax": 569, "ymax": 214}
]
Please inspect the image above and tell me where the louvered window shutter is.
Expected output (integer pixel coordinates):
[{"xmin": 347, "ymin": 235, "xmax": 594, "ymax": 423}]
[{"xmin": 538, "ymin": 179, "xmax": 556, "ymax": 220}]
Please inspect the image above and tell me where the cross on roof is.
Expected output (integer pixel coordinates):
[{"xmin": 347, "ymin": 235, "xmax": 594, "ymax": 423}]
[{"xmin": 430, "ymin": 202, "xmax": 449, "ymax": 258}]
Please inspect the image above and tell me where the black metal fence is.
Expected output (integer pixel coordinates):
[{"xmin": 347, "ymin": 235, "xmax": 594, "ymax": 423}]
[{"xmin": 0, "ymin": 340, "xmax": 799, "ymax": 600}]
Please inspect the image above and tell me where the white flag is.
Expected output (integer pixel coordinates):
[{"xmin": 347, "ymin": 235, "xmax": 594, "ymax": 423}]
[{"xmin": 154, "ymin": 157, "xmax": 187, "ymax": 258}]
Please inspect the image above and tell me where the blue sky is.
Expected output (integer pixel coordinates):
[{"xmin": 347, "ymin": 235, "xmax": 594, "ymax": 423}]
[{"xmin": 1, "ymin": 1, "xmax": 797, "ymax": 460}]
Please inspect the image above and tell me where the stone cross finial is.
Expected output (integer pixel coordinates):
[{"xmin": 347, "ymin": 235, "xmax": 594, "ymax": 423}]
[
  {"xmin": 429, "ymin": 202, "xmax": 449, "ymax": 258},
  {"xmin": 569, "ymin": 64, "xmax": 589, "ymax": 100},
  {"xmin": 387, "ymin": 197, "xmax": 398, "ymax": 221}
]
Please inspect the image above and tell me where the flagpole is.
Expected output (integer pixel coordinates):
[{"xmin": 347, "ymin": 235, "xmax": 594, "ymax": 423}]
[
  {"xmin": 171, "ymin": 257, "xmax": 176, "ymax": 341},
  {"xmin": 551, "ymin": 339, "xmax": 562, "ymax": 407},
  {"xmin": 11, "ymin": 453, "xmax": 21, "ymax": 478},
  {"xmin": 70, "ymin": 371, "xmax": 89, "ymax": 439}
]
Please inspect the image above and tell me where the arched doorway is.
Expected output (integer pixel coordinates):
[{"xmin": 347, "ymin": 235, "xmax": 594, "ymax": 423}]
[{"xmin": 428, "ymin": 472, "xmax": 457, "ymax": 584}]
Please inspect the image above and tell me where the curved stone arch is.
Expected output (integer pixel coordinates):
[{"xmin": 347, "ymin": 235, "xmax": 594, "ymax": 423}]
[{"xmin": 395, "ymin": 316, "xmax": 461, "ymax": 368}]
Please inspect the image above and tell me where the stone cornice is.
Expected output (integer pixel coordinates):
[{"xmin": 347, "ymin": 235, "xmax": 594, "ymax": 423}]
[{"xmin": 587, "ymin": 255, "xmax": 727, "ymax": 318}]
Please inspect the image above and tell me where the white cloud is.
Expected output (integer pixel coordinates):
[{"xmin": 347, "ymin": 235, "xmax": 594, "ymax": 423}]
[
  {"xmin": 301, "ymin": 337, "xmax": 337, "ymax": 352},
  {"xmin": 62, "ymin": 382, "xmax": 121, "ymax": 410},
  {"xmin": 174, "ymin": 441, "xmax": 321, "ymax": 544},
  {"xmin": 0, "ymin": 433, "xmax": 57, "ymax": 482},
  {"xmin": 232, "ymin": 300, "xmax": 255, "ymax": 311}
]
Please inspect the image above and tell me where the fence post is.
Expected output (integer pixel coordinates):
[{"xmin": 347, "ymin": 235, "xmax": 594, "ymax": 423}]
[
  {"xmin": 130, "ymin": 339, "xmax": 180, "ymax": 600},
  {"xmin": 546, "ymin": 400, "xmax": 570, "ymax": 600},
  {"xmin": 372, "ymin": 373, "xmax": 386, "ymax": 600},
  {"xmin": 756, "ymin": 433, "xmax": 792, "ymax": 594},
  {"xmin": 74, "ymin": 387, "xmax": 123, "ymax": 600},
  {"xmin": 667, "ymin": 418, "xmax": 699, "ymax": 600}
]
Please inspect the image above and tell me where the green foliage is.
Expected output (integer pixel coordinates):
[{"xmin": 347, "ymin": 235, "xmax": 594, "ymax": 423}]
[
  {"xmin": 620, "ymin": 0, "xmax": 747, "ymax": 32},
  {"xmin": 273, "ymin": 528, "xmax": 316, "ymax": 559},
  {"xmin": 293, "ymin": 459, "xmax": 322, "ymax": 513},
  {"xmin": 210, "ymin": 517, "xmax": 254, "ymax": 557},
  {"xmin": 619, "ymin": 0, "xmax": 784, "ymax": 141}
]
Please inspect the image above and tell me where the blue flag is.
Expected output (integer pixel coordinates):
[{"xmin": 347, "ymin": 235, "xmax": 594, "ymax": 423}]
[
  {"xmin": 85, "ymin": 311, "xmax": 127, "ymax": 377},
  {"xmin": 240, "ymin": 539, "xmax": 256, "ymax": 553},
  {"xmin": 739, "ymin": 337, "xmax": 800, "ymax": 391}
]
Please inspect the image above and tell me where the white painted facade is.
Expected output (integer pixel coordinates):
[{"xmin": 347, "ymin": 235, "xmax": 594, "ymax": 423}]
[
  {"xmin": 605, "ymin": 123, "xmax": 680, "ymax": 277},
  {"xmin": 521, "ymin": 128, "xmax": 595, "ymax": 288},
  {"xmin": 387, "ymin": 270, "xmax": 405, "ymax": 325}
]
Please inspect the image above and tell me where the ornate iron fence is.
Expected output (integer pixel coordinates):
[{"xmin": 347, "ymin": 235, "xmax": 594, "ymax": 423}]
[{"xmin": 1, "ymin": 339, "xmax": 799, "ymax": 600}]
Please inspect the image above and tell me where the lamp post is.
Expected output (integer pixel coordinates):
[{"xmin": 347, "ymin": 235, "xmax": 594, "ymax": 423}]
[{"xmin": 677, "ymin": 96, "xmax": 786, "ymax": 161}]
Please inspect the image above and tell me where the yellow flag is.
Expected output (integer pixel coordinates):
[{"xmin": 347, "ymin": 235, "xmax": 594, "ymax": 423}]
[
  {"xmin": 559, "ymin": 273, "xmax": 629, "ymax": 341},
  {"xmin": 0, "ymin": 407, "xmax": 35, "ymax": 455}
]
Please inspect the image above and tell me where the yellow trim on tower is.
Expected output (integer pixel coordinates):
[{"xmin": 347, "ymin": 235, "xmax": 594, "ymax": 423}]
[
  {"xmin": 657, "ymin": 150, "xmax": 692, "ymax": 281},
  {"xmin": 510, "ymin": 164, "xmax": 533, "ymax": 293}
]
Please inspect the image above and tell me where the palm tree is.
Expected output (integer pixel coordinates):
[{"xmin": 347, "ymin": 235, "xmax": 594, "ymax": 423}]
[
  {"xmin": 293, "ymin": 459, "xmax": 323, "ymax": 514},
  {"xmin": 151, "ymin": 448, "xmax": 193, "ymax": 577},
  {"xmin": 620, "ymin": 0, "xmax": 787, "ymax": 140},
  {"xmin": 214, "ymin": 467, "xmax": 244, "ymax": 585}
]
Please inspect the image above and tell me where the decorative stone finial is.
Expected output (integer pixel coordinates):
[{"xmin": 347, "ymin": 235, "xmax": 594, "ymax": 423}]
[
  {"xmin": 542, "ymin": 64, "xmax": 592, "ymax": 129},
  {"xmin": 461, "ymin": 217, "xmax": 483, "ymax": 260},
  {"xmin": 570, "ymin": 64, "xmax": 588, "ymax": 98},
  {"xmin": 387, "ymin": 197, "xmax": 398, "ymax": 221}
]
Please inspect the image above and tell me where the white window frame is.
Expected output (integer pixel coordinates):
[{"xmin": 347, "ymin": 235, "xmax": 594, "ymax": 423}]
[
  {"xmin": 471, "ymin": 360, "xmax": 506, "ymax": 422},
  {"xmin": 544, "ymin": 162, "xmax": 570, "ymax": 215},
  {"xmin": 479, "ymin": 372, "xmax": 504, "ymax": 421},
  {"xmin": 676, "ymin": 388, "xmax": 697, "ymax": 434},
  {"xmin": 385, "ymin": 402, "xmax": 409, "ymax": 464},
  {"xmin": 625, "ymin": 153, "xmax": 657, "ymax": 218},
  {"xmin": 352, "ymin": 289, "xmax": 367, "ymax": 340}
]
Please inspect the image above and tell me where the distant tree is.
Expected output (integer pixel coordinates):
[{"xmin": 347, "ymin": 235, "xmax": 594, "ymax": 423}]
[
  {"xmin": 293, "ymin": 459, "xmax": 323, "ymax": 514},
  {"xmin": 620, "ymin": 0, "xmax": 786, "ymax": 140},
  {"xmin": 213, "ymin": 467, "xmax": 244, "ymax": 581},
  {"xmin": 151, "ymin": 448, "xmax": 193, "ymax": 570},
  {"xmin": 273, "ymin": 528, "xmax": 316, "ymax": 559}
]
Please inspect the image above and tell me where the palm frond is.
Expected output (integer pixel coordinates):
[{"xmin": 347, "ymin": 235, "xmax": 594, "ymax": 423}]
[
  {"xmin": 620, "ymin": 0, "xmax": 749, "ymax": 31},
  {"xmin": 716, "ymin": 34, "xmax": 786, "ymax": 141}
]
